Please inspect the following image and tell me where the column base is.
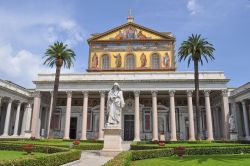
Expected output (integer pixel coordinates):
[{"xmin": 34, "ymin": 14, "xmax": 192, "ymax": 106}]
[
  {"xmin": 170, "ymin": 138, "xmax": 177, "ymax": 141},
  {"xmin": 189, "ymin": 138, "xmax": 196, "ymax": 141},
  {"xmin": 0, "ymin": 134, "xmax": 10, "ymax": 138},
  {"xmin": 206, "ymin": 138, "xmax": 214, "ymax": 141},
  {"xmin": 245, "ymin": 136, "xmax": 250, "ymax": 140},
  {"xmin": 133, "ymin": 138, "xmax": 141, "ymax": 142},
  {"xmin": 63, "ymin": 137, "xmax": 70, "ymax": 140}
]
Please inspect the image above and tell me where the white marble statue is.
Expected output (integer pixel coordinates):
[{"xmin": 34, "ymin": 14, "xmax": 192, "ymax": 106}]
[
  {"xmin": 229, "ymin": 114, "xmax": 236, "ymax": 131},
  {"xmin": 107, "ymin": 82, "xmax": 125, "ymax": 126}
]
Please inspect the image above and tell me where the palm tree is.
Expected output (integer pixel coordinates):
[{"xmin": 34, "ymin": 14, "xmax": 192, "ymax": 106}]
[
  {"xmin": 43, "ymin": 41, "xmax": 76, "ymax": 138},
  {"xmin": 178, "ymin": 34, "xmax": 215, "ymax": 140}
]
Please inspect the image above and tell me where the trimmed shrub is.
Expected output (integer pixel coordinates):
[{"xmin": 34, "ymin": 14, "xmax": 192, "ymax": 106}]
[
  {"xmin": 103, "ymin": 151, "xmax": 132, "ymax": 166},
  {"xmin": 131, "ymin": 148, "xmax": 173, "ymax": 160}
]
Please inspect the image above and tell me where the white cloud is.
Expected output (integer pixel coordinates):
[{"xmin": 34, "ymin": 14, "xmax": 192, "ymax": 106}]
[
  {"xmin": 46, "ymin": 19, "xmax": 87, "ymax": 47},
  {"xmin": 0, "ymin": 43, "xmax": 74, "ymax": 88},
  {"xmin": 186, "ymin": 0, "xmax": 201, "ymax": 15},
  {"xmin": 0, "ymin": 6, "xmax": 86, "ymax": 87}
]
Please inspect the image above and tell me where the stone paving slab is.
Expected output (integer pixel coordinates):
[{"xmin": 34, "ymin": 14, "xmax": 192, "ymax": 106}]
[{"xmin": 62, "ymin": 141, "xmax": 131, "ymax": 166}]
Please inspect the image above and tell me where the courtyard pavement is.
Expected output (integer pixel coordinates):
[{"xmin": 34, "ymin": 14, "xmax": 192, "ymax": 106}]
[{"xmin": 63, "ymin": 141, "xmax": 131, "ymax": 166}]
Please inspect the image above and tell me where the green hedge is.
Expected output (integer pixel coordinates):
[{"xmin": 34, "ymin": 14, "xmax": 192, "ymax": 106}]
[
  {"xmin": 0, "ymin": 140, "xmax": 103, "ymax": 150},
  {"xmin": 0, "ymin": 143, "xmax": 81, "ymax": 166},
  {"xmin": 131, "ymin": 146, "xmax": 250, "ymax": 161},
  {"xmin": 131, "ymin": 141, "xmax": 250, "ymax": 150},
  {"xmin": 103, "ymin": 151, "xmax": 132, "ymax": 166}
]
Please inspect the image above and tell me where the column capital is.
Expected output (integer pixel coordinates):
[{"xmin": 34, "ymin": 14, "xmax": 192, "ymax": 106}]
[
  {"xmin": 66, "ymin": 91, "xmax": 72, "ymax": 98},
  {"xmin": 33, "ymin": 91, "xmax": 41, "ymax": 98},
  {"xmin": 16, "ymin": 100, "xmax": 21, "ymax": 105},
  {"xmin": 134, "ymin": 91, "xmax": 140, "ymax": 97},
  {"xmin": 99, "ymin": 90, "xmax": 106, "ymax": 97},
  {"xmin": 169, "ymin": 90, "xmax": 175, "ymax": 97},
  {"xmin": 241, "ymin": 100, "xmax": 246, "ymax": 106},
  {"xmin": 82, "ymin": 91, "xmax": 89, "ymax": 97},
  {"xmin": 204, "ymin": 90, "xmax": 210, "ymax": 97},
  {"xmin": 187, "ymin": 90, "xmax": 193, "ymax": 97},
  {"xmin": 221, "ymin": 89, "xmax": 228, "ymax": 97},
  {"xmin": 151, "ymin": 90, "xmax": 158, "ymax": 97},
  {"xmin": 50, "ymin": 91, "xmax": 53, "ymax": 96},
  {"xmin": 7, "ymin": 98, "xmax": 13, "ymax": 103}
]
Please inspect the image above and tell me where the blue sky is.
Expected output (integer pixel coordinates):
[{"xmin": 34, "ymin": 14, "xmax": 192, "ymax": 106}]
[{"xmin": 0, "ymin": 0, "xmax": 249, "ymax": 88}]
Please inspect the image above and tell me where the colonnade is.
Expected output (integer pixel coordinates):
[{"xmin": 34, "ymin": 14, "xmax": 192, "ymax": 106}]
[
  {"xmin": 29, "ymin": 90, "xmax": 230, "ymax": 141},
  {"xmin": 0, "ymin": 96, "xmax": 32, "ymax": 137}
]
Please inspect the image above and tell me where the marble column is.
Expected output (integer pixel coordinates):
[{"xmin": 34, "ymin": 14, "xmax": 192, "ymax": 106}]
[
  {"xmin": 134, "ymin": 91, "xmax": 140, "ymax": 141},
  {"xmin": 0, "ymin": 96, "xmax": 2, "ymax": 114},
  {"xmin": 47, "ymin": 91, "xmax": 53, "ymax": 138},
  {"xmin": 13, "ymin": 101, "xmax": 21, "ymax": 136},
  {"xmin": 63, "ymin": 91, "xmax": 72, "ymax": 140},
  {"xmin": 22, "ymin": 103, "xmax": 32, "ymax": 137},
  {"xmin": 169, "ymin": 90, "xmax": 177, "ymax": 141},
  {"xmin": 152, "ymin": 91, "xmax": 158, "ymax": 141},
  {"xmin": 2, "ymin": 98, "xmax": 13, "ymax": 136},
  {"xmin": 242, "ymin": 101, "xmax": 250, "ymax": 139},
  {"xmin": 98, "ymin": 91, "xmax": 105, "ymax": 140},
  {"xmin": 31, "ymin": 91, "xmax": 41, "ymax": 137},
  {"xmin": 81, "ymin": 91, "xmax": 88, "ymax": 140},
  {"xmin": 187, "ymin": 90, "xmax": 195, "ymax": 141},
  {"xmin": 204, "ymin": 90, "xmax": 214, "ymax": 141},
  {"xmin": 221, "ymin": 90, "xmax": 230, "ymax": 140}
]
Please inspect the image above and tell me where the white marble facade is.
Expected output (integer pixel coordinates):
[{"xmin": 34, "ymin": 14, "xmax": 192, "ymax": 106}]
[{"xmin": 2, "ymin": 73, "xmax": 248, "ymax": 141}]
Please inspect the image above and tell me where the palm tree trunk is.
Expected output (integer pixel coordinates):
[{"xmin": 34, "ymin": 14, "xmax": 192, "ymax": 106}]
[
  {"xmin": 194, "ymin": 60, "xmax": 201, "ymax": 140},
  {"xmin": 47, "ymin": 64, "xmax": 61, "ymax": 138}
]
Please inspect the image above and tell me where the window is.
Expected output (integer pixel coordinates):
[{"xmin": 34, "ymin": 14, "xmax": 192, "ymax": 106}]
[
  {"xmin": 125, "ymin": 54, "xmax": 135, "ymax": 69},
  {"xmin": 102, "ymin": 55, "xmax": 110, "ymax": 70},
  {"xmin": 151, "ymin": 54, "xmax": 160, "ymax": 69}
]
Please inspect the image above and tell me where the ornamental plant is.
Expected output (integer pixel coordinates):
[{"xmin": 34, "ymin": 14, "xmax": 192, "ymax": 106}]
[
  {"xmin": 73, "ymin": 140, "xmax": 80, "ymax": 146},
  {"xmin": 22, "ymin": 144, "xmax": 34, "ymax": 155},
  {"xmin": 173, "ymin": 146, "xmax": 186, "ymax": 158}
]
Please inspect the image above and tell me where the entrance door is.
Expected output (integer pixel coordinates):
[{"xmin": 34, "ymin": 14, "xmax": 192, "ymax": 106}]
[
  {"xmin": 70, "ymin": 117, "xmax": 77, "ymax": 139},
  {"xmin": 124, "ymin": 115, "xmax": 134, "ymax": 140}
]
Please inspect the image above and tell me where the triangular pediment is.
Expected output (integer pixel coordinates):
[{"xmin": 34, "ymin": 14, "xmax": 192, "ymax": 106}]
[{"xmin": 88, "ymin": 22, "xmax": 175, "ymax": 42}]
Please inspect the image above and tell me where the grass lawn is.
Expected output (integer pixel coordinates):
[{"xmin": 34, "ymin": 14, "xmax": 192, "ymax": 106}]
[
  {"xmin": 0, "ymin": 150, "xmax": 46, "ymax": 161},
  {"xmin": 132, "ymin": 154, "xmax": 250, "ymax": 166}
]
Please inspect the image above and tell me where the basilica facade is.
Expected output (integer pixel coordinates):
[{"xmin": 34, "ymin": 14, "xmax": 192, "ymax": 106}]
[{"xmin": 0, "ymin": 17, "xmax": 249, "ymax": 141}]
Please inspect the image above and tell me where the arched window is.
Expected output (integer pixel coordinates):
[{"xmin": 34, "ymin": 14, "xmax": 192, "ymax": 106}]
[
  {"xmin": 151, "ymin": 54, "xmax": 160, "ymax": 69},
  {"xmin": 102, "ymin": 55, "xmax": 110, "ymax": 70},
  {"xmin": 125, "ymin": 54, "xmax": 135, "ymax": 69}
]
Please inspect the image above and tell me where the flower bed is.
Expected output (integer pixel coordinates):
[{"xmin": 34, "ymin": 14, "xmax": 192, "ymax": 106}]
[
  {"xmin": 105, "ymin": 145, "xmax": 250, "ymax": 165},
  {"xmin": 0, "ymin": 143, "xmax": 81, "ymax": 166}
]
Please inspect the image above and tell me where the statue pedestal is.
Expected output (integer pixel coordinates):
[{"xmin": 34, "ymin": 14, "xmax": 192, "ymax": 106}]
[
  {"xmin": 101, "ymin": 126, "xmax": 122, "ymax": 157},
  {"xmin": 230, "ymin": 132, "xmax": 238, "ymax": 140}
]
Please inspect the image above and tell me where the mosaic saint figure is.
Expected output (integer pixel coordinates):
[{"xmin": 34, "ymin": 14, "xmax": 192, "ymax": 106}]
[
  {"xmin": 115, "ymin": 30, "xmax": 123, "ymax": 40},
  {"xmin": 137, "ymin": 30, "xmax": 147, "ymax": 39},
  {"xmin": 91, "ymin": 53, "xmax": 98, "ymax": 68},
  {"xmin": 114, "ymin": 53, "xmax": 122, "ymax": 68},
  {"xmin": 107, "ymin": 82, "xmax": 125, "ymax": 125},
  {"xmin": 163, "ymin": 53, "xmax": 170, "ymax": 67},
  {"xmin": 140, "ymin": 53, "xmax": 147, "ymax": 68}
]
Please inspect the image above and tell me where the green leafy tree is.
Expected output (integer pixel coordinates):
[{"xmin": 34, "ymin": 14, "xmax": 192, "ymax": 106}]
[
  {"xmin": 43, "ymin": 41, "xmax": 76, "ymax": 138},
  {"xmin": 178, "ymin": 34, "xmax": 215, "ymax": 140}
]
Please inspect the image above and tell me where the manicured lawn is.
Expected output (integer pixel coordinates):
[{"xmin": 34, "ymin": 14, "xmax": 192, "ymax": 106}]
[
  {"xmin": 0, "ymin": 150, "xmax": 46, "ymax": 161},
  {"xmin": 132, "ymin": 154, "xmax": 250, "ymax": 166}
]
